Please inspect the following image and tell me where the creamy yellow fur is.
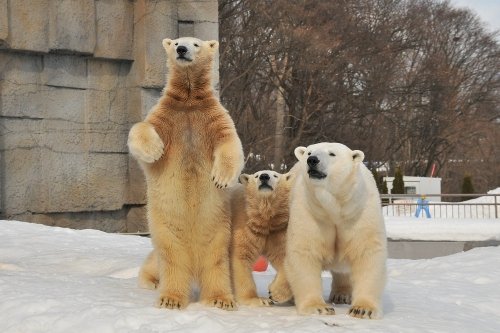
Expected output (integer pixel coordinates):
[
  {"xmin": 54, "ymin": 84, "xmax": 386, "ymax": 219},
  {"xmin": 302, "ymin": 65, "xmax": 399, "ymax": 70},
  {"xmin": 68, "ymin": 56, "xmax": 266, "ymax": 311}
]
[
  {"xmin": 129, "ymin": 37, "xmax": 244, "ymax": 311},
  {"xmin": 285, "ymin": 143, "xmax": 387, "ymax": 318},
  {"xmin": 230, "ymin": 171, "xmax": 293, "ymax": 307}
]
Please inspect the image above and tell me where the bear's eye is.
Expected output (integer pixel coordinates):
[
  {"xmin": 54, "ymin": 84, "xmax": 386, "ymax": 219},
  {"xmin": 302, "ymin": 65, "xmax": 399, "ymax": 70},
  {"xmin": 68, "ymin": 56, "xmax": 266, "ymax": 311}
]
[
  {"xmin": 175, "ymin": 43, "xmax": 178, "ymax": 46},
  {"xmin": 194, "ymin": 43, "xmax": 199, "ymax": 47},
  {"xmin": 273, "ymin": 175, "xmax": 278, "ymax": 178},
  {"xmin": 329, "ymin": 153, "xmax": 336, "ymax": 157},
  {"xmin": 255, "ymin": 175, "xmax": 258, "ymax": 178},
  {"xmin": 307, "ymin": 152, "xmax": 311, "ymax": 156}
]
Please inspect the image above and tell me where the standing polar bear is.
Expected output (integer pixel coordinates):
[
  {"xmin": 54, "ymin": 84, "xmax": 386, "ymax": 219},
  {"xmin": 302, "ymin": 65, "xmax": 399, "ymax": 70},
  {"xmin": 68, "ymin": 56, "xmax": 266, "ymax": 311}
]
[
  {"xmin": 285, "ymin": 142, "xmax": 387, "ymax": 319},
  {"xmin": 128, "ymin": 37, "xmax": 244, "ymax": 310}
]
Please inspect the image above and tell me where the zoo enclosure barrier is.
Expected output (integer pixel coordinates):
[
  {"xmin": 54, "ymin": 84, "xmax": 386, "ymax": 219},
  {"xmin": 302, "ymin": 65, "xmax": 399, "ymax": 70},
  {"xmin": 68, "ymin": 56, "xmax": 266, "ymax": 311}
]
[{"xmin": 380, "ymin": 193, "xmax": 499, "ymax": 219}]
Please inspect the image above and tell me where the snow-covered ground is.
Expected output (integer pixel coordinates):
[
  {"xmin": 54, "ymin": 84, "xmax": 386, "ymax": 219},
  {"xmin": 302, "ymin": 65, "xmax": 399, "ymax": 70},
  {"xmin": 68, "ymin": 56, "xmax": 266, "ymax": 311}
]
[
  {"xmin": 385, "ymin": 217, "xmax": 500, "ymax": 241},
  {"xmin": 1, "ymin": 220, "xmax": 500, "ymax": 332}
]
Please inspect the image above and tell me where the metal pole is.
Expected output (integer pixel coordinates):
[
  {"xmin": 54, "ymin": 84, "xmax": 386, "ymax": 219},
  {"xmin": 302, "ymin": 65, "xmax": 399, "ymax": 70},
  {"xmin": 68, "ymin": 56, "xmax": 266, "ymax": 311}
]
[{"xmin": 495, "ymin": 195, "xmax": 498, "ymax": 219}]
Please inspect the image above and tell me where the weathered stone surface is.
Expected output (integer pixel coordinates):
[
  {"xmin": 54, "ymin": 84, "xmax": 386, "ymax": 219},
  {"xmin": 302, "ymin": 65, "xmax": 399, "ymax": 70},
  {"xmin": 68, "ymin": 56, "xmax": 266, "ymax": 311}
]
[
  {"xmin": 0, "ymin": 82, "xmax": 85, "ymax": 124},
  {"xmin": 140, "ymin": 0, "xmax": 178, "ymax": 88},
  {"xmin": 0, "ymin": 85, "xmax": 85, "ymax": 122},
  {"xmin": 126, "ymin": 206, "xmax": 148, "ymax": 232},
  {"xmin": 49, "ymin": 0, "xmax": 96, "ymax": 54},
  {"xmin": 45, "ymin": 86, "xmax": 87, "ymax": 121},
  {"xmin": 0, "ymin": 0, "xmax": 8, "ymax": 43},
  {"xmin": 15, "ymin": 210, "xmax": 128, "ymax": 233},
  {"xmin": 125, "ymin": 156, "xmax": 147, "ymax": 205},
  {"xmin": 178, "ymin": 21, "xmax": 195, "ymax": 38},
  {"xmin": 85, "ymin": 153, "xmax": 129, "ymax": 212},
  {"xmin": 95, "ymin": 0, "xmax": 134, "ymax": 60},
  {"xmin": 0, "ymin": 0, "xmax": 220, "ymax": 231},
  {"xmin": 0, "ymin": 54, "xmax": 42, "ymax": 119},
  {"xmin": 0, "ymin": 53, "xmax": 43, "ymax": 85},
  {"xmin": 140, "ymin": 87, "xmax": 162, "ymax": 119},
  {"xmin": 9, "ymin": 0, "xmax": 49, "ymax": 52},
  {"xmin": 193, "ymin": 21, "xmax": 219, "ymax": 42},
  {"xmin": 42, "ymin": 54, "xmax": 87, "ymax": 89},
  {"xmin": 177, "ymin": 1, "xmax": 218, "ymax": 22},
  {"xmin": 1, "ymin": 147, "xmax": 128, "ymax": 215},
  {"xmin": 86, "ymin": 60, "xmax": 133, "ymax": 153},
  {"xmin": 87, "ymin": 59, "xmax": 131, "ymax": 90},
  {"xmin": 0, "ymin": 83, "xmax": 45, "ymax": 118},
  {"xmin": 1, "ymin": 147, "xmax": 48, "ymax": 215}
]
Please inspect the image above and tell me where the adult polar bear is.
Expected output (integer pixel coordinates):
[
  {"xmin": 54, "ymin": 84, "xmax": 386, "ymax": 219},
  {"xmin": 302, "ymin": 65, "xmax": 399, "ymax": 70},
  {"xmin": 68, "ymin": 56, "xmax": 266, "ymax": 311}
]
[
  {"xmin": 285, "ymin": 142, "xmax": 387, "ymax": 319},
  {"xmin": 128, "ymin": 37, "xmax": 244, "ymax": 310}
]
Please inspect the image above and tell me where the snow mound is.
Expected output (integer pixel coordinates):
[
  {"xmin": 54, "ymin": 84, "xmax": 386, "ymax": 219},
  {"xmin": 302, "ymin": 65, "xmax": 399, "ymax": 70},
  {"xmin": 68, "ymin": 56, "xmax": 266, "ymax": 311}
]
[{"xmin": 1, "ymin": 220, "xmax": 500, "ymax": 333}]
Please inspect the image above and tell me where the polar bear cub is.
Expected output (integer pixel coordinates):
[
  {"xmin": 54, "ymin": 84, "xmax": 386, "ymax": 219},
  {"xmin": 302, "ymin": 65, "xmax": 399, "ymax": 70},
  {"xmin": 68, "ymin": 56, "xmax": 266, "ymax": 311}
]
[
  {"xmin": 230, "ymin": 170, "xmax": 294, "ymax": 307},
  {"xmin": 285, "ymin": 142, "xmax": 387, "ymax": 319}
]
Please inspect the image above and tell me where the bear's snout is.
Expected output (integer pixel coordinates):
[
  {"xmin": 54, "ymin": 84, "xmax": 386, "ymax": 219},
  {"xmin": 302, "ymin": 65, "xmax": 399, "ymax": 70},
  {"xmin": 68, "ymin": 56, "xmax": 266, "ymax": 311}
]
[
  {"xmin": 259, "ymin": 173, "xmax": 270, "ymax": 182},
  {"xmin": 177, "ymin": 46, "xmax": 188, "ymax": 56},
  {"xmin": 307, "ymin": 156, "xmax": 320, "ymax": 168}
]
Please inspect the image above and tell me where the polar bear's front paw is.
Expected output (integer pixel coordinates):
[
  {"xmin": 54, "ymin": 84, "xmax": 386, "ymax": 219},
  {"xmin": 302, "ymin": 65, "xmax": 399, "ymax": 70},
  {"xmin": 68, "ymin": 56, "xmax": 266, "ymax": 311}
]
[
  {"xmin": 329, "ymin": 293, "xmax": 351, "ymax": 305},
  {"xmin": 298, "ymin": 302, "xmax": 336, "ymax": 315},
  {"xmin": 211, "ymin": 163, "xmax": 238, "ymax": 189},
  {"xmin": 269, "ymin": 282, "xmax": 293, "ymax": 304},
  {"xmin": 348, "ymin": 303, "xmax": 379, "ymax": 319},
  {"xmin": 156, "ymin": 294, "xmax": 188, "ymax": 310},
  {"xmin": 128, "ymin": 123, "xmax": 165, "ymax": 163},
  {"xmin": 206, "ymin": 296, "xmax": 238, "ymax": 311}
]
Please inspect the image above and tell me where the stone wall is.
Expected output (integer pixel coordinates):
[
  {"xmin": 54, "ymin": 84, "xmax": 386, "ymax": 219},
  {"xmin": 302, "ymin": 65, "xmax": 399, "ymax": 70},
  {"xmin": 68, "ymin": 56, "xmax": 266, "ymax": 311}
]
[{"xmin": 0, "ymin": 0, "xmax": 219, "ymax": 232}]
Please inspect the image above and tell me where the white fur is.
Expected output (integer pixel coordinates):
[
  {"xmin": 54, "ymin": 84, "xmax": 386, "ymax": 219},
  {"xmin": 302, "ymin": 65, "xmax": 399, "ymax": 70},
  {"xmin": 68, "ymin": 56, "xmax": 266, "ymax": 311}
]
[{"xmin": 285, "ymin": 142, "xmax": 387, "ymax": 318}]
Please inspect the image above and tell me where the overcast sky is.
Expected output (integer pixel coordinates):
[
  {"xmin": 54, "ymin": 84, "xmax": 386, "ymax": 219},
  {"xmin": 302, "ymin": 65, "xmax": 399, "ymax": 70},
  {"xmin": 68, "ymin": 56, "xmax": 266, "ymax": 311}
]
[{"xmin": 450, "ymin": 0, "xmax": 500, "ymax": 33}]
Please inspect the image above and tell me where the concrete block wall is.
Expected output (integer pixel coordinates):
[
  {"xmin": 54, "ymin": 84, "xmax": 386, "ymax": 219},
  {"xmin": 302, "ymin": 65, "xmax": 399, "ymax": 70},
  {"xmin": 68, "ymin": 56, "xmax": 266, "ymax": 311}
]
[{"xmin": 0, "ymin": 0, "xmax": 219, "ymax": 232}]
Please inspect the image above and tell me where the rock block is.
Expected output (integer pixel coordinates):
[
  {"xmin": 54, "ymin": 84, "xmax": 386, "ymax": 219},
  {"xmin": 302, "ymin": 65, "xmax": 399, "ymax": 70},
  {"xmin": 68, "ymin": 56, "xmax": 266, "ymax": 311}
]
[
  {"xmin": 43, "ymin": 86, "xmax": 86, "ymax": 122},
  {"xmin": 49, "ymin": 0, "xmax": 96, "ymax": 54},
  {"xmin": 0, "ymin": 52, "xmax": 43, "ymax": 85},
  {"xmin": 17, "ymin": 210, "xmax": 128, "ymax": 233},
  {"xmin": 0, "ymin": 54, "xmax": 48, "ymax": 119},
  {"xmin": 141, "ymin": 0, "xmax": 178, "ymax": 88},
  {"xmin": 1, "ymin": 148, "xmax": 129, "ymax": 215},
  {"xmin": 177, "ymin": 1, "xmax": 218, "ymax": 23},
  {"xmin": 125, "ymin": 156, "xmax": 147, "ymax": 205},
  {"xmin": 84, "ymin": 153, "xmax": 129, "ymax": 211},
  {"xmin": 87, "ymin": 59, "xmax": 131, "ymax": 90},
  {"xmin": 42, "ymin": 54, "xmax": 88, "ymax": 89},
  {"xmin": 9, "ymin": 0, "xmax": 49, "ymax": 52},
  {"xmin": 95, "ymin": 0, "xmax": 134, "ymax": 60},
  {"xmin": 1, "ymin": 146, "xmax": 49, "ymax": 215},
  {"xmin": 140, "ymin": 87, "xmax": 162, "ymax": 119},
  {"xmin": 178, "ymin": 21, "xmax": 195, "ymax": 37},
  {"xmin": 126, "ymin": 206, "xmax": 148, "ymax": 233},
  {"xmin": 0, "ymin": 0, "xmax": 8, "ymax": 43}
]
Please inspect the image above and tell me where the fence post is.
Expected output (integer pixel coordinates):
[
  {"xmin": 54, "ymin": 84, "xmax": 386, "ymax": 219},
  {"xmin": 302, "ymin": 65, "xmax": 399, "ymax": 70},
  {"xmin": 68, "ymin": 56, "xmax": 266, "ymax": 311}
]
[{"xmin": 495, "ymin": 195, "xmax": 498, "ymax": 219}]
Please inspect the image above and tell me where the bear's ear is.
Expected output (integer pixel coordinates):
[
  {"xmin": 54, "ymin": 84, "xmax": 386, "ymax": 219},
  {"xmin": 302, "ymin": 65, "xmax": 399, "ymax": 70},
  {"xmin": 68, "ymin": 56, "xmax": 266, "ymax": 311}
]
[
  {"xmin": 284, "ymin": 172, "xmax": 294, "ymax": 182},
  {"xmin": 294, "ymin": 146, "xmax": 307, "ymax": 160},
  {"xmin": 207, "ymin": 40, "xmax": 219, "ymax": 50},
  {"xmin": 162, "ymin": 38, "xmax": 173, "ymax": 50},
  {"xmin": 239, "ymin": 174, "xmax": 250, "ymax": 185},
  {"xmin": 352, "ymin": 150, "xmax": 365, "ymax": 163}
]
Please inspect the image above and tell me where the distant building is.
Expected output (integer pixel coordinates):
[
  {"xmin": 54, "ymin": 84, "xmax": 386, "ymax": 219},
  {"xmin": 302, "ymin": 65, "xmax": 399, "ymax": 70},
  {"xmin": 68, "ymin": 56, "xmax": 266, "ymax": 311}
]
[{"xmin": 384, "ymin": 176, "xmax": 442, "ymax": 201}]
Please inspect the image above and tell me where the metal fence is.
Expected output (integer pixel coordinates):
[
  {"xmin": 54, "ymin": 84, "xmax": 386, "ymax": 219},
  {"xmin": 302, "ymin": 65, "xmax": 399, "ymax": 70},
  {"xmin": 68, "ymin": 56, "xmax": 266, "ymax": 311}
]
[{"xmin": 381, "ymin": 193, "xmax": 499, "ymax": 219}]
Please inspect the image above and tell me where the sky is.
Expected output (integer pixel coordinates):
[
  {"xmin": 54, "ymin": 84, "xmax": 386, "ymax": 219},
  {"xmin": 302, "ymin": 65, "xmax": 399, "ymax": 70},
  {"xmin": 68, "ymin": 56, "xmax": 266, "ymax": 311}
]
[{"xmin": 451, "ymin": 0, "xmax": 500, "ymax": 33}]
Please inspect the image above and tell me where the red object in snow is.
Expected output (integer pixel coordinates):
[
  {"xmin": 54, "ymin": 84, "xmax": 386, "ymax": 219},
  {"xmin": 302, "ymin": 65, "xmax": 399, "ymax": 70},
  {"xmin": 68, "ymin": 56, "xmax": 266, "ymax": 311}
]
[{"xmin": 252, "ymin": 256, "xmax": 268, "ymax": 272}]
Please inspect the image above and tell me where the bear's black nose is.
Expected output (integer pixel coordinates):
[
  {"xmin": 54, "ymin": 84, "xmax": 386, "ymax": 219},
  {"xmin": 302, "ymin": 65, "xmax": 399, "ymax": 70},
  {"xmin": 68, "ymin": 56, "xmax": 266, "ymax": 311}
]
[
  {"xmin": 176, "ymin": 46, "xmax": 188, "ymax": 55},
  {"xmin": 259, "ymin": 173, "xmax": 270, "ymax": 181},
  {"xmin": 307, "ymin": 156, "xmax": 320, "ymax": 167}
]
